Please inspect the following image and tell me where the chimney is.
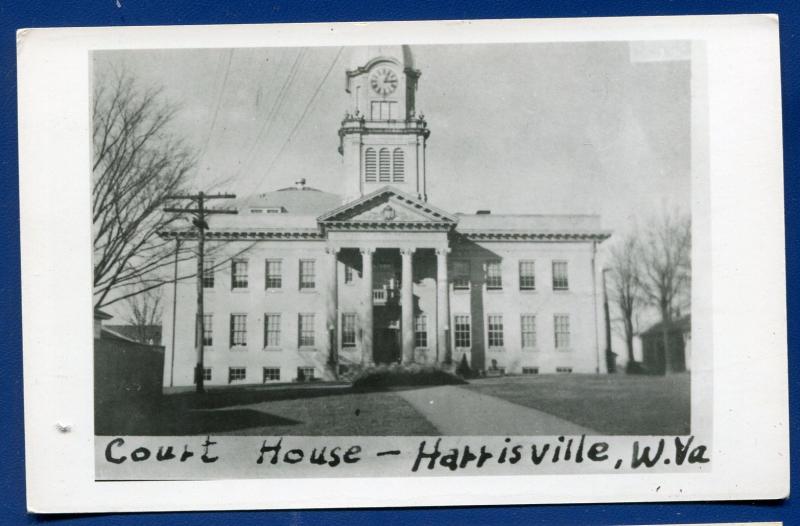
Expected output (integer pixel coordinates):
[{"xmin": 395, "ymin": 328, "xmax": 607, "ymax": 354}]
[{"xmin": 295, "ymin": 178, "xmax": 307, "ymax": 191}]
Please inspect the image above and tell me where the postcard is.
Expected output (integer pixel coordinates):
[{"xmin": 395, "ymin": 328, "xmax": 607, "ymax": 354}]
[{"xmin": 18, "ymin": 15, "xmax": 788, "ymax": 512}]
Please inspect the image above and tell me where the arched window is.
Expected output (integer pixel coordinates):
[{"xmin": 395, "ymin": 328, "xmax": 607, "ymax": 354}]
[
  {"xmin": 392, "ymin": 148, "xmax": 405, "ymax": 182},
  {"xmin": 378, "ymin": 148, "xmax": 391, "ymax": 182},
  {"xmin": 364, "ymin": 148, "xmax": 376, "ymax": 182}
]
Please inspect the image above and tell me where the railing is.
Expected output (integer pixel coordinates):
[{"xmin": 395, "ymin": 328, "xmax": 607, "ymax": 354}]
[{"xmin": 373, "ymin": 288, "xmax": 387, "ymax": 305}]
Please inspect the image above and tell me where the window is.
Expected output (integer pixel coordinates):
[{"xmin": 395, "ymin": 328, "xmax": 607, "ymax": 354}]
[
  {"xmin": 521, "ymin": 315, "xmax": 537, "ymax": 349},
  {"xmin": 392, "ymin": 148, "xmax": 405, "ymax": 182},
  {"xmin": 519, "ymin": 260, "xmax": 536, "ymax": 290},
  {"xmin": 556, "ymin": 367, "xmax": 573, "ymax": 374},
  {"xmin": 454, "ymin": 315, "xmax": 471, "ymax": 348},
  {"xmin": 299, "ymin": 259, "xmax": 316, "ymax": 290},
  {"xmin": 554, "ymin": 314, "xmax": 571, "ymax": 350},
  {"xmin": 203, "ymin": 259, "xmax": 215, "ymax": 288},
  {"xmin": 228, "ymin": 367, "xmax": 246, "ymax": 382},
  {"xmin": 342, "ymin": 313, "xmax": 357, "ymax": 348},
  {"xmin": 202, "ymin": 314, "xmax": 213, "ymax": 346},
  {"xmin": 370, "ymin": 100, "xmax": 396, "ymax": 120},
  {"xmin": 230, "ymin": 314, "xmax": 247, "ymax": 347},
  {"xmin": 297, "ymin": 366, "xmax": 315, "ymax": 381},
  {"xmin": 263, "ymin": 367, "xmax": 281, "ymax": 382},
  {"xmin": 232, "ymin": 259, "xmax": 248, "ymax": 289},
  {"xmin": 487, "ymin": 315, "xmax": 504, "ymax": 348},
  {"xmin": 265, "ymin": 259, "xmax": 282, "ymax": 289},
  {"xmin": 378, "ymin": 148, "xmax": 391, "ymax": 182},
  {"xmin": 486, "ymin": 261, "xmax": 503, "ymax": 290},
  {"xmin": 203, "ymin": 368, "xmax": 212, "ymax": 381},
  {"xmin": 552, "ymin": 261, "xmax": 569, "ymax": 291},
  {"xmin": 522, "ymin": 367, "xmax": 539, "ymax": 375},
  {"xmin": 298, "ymin": 314, "xmax": 315, "ymax": 347},
  {"xmin": 414, "ymin": 314, "xmax": 428, "ymax": 348},
  {"xmin": 344, "ymin": 265, "xmax": 354, "ymax": 284},
  {"xmin": 365, "ymin": 148, "xmax": 377, "ymax": 182},
  {"xmin": 452, "ymin": 261, "xmax": 470, "ymax": 290},
  {"xmin": 264, "ymin": 314, "xmax": 281, "ymax": 348}
]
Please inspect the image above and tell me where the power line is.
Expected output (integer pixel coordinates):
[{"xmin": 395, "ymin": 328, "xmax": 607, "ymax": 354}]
[
  {"xmin": 227, "ymin": 48, "xmax": 307, "ymax": 190},
  {"xmin": 243, "ymin": 46, "xmax": 343, "ymax": 200},
  {"xmin": 196, "ymin": 49, "xmax": 235, "ymax": 186}
]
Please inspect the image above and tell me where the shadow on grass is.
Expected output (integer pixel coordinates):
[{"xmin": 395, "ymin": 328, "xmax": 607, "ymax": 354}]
[
  {"xmin": 168, "ymin": 384, "xmax": 356, "ymax": 410},
  {"xmin": 97, "ymin": 378, "xmax": 466, "ymax": 436},
  {"xmin": 97, "ymin": 405, "xmax": 302, "ymax": 436}
]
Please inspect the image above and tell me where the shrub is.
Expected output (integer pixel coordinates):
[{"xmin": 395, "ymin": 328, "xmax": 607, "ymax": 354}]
[
  {"xmin": 455, "ymin": 354, "xmax": 474, "ymax": 379},
  {"xmin": 625, "ymin": 361, "xmax": 648, "ymax": 375},
  {"xmin": 352, "ymin": 363, "xmax": 467, "ymax": 391}
]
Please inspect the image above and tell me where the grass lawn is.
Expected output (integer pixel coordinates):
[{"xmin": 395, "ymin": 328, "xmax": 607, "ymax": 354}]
[
  {"xmin": 462, "ymin": 373, "xmax": 691, "ymax": 435},
  {"xmin": 96, "ymin": 384, "xmax": 438, "ymax": 436}
]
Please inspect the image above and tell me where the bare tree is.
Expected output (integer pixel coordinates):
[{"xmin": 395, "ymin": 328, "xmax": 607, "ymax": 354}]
[
  {"xmin": 123, "ymin": 284, "xmax": 163, "ymax": 344},
  {"xmin": 639, "ymin": 209, "xmax": 691, "ymax": 374},
  {"xmin": 607, "ymin": 232, "xmax": 644, "ymax": 373},
  {"xmin": 92, "ymin": 68, "xmax": 196, "ymax": 310}
]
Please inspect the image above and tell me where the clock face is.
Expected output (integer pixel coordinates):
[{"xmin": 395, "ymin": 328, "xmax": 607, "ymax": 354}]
[{"xmin": 370, "ymin": 67, "xmax": 399, "ymax": 96}]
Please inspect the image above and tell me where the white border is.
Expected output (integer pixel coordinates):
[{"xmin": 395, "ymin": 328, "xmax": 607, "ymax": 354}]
[{"xmin": 19, "ymin": 15, "xmax": 788, "ymax": 512}]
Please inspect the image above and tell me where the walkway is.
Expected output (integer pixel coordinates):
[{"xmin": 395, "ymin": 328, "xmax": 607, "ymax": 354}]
[{"xmin": 396, "ymin": 385, "xmax": 595, "ymax": 436}]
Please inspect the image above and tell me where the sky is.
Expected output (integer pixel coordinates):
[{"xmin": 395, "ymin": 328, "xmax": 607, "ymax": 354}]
[{"xmin": 93, "ymin": 41, "xmax": 692, "ymax": 239}]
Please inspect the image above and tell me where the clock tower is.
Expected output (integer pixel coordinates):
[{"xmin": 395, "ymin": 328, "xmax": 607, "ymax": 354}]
[{"xmin": 338, "ymin": 45, "xmax": 430, "ymax": 202}]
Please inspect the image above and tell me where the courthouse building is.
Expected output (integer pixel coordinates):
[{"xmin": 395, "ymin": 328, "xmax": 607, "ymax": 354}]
[{"xmin": 162, "ymin": 46, "xmax": 612, "ymax": 387}]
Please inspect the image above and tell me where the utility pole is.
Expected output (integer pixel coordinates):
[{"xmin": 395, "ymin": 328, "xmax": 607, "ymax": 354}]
[
  {"xmin": 602, "ymin": 268, "xmax": 615, "ymax": 373},
  {"xmin": 164, "ymin": 191, "xmax": 237, "ymax": 393},
  {"xmin": 169, "ymin": 238, "xmax": 181, "ymax": 388}
]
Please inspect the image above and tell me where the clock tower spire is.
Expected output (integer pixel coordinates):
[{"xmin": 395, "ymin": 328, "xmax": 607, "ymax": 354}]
[{"xmin": 338, "ymin": 45, "xmax": 430, "ymax": 202}]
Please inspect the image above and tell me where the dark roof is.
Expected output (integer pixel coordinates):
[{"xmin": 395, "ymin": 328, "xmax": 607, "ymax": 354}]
[
  {"xmin": 105, "ymin": 324, "xmax": 162, "ymax": 345},
  {"xmin": 640, "ymin": 315, "xmax": 691, "ymax": 337},
  {"xmin": 94, "ymin": 308, "xmax": 113, "ymax": 321}
]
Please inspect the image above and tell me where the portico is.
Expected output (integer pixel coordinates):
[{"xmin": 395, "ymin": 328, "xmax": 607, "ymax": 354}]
[
  {"xmin": 325, "ymin": 245, "xmax": 452, "ymax": 366},
  {"xmin": 318, "ymin": 186, "xmax": 456, "ymax": 367}
]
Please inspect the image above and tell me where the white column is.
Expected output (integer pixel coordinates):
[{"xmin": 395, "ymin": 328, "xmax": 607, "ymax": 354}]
[
  {"xmin": 436, "ymin": 247, "xmax": 451, "ymax": 364},
  {"xmin": 325, "ymin": 247, "xmax": 339, "ymax": 369},
  {"xmin": 360, "ymin": 248, "xmax": 374, "ymax": 366},
  {"xmin": 401, "ymin": 248, "xmax": 415, "ymax": 363}
]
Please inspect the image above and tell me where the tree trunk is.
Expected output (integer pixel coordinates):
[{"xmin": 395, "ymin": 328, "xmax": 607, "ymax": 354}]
[
  {"xmin": 625, "ymin": 318, "xmax": 635, "ymax": 365},
  {"xmin": 661, "ymin": 305, "xmax": 672, "ymax": 375}
]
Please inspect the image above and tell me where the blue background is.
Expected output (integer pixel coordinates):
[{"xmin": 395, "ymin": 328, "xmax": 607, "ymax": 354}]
[{"xmin": 1, "ymin": 1, "xmax": 796, "ymax": 524}]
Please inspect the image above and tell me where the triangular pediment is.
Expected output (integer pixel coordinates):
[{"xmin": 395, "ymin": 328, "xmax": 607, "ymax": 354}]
[{"xmin": 318, "ymin": 186, "xmax": 457, "ymax": 226}]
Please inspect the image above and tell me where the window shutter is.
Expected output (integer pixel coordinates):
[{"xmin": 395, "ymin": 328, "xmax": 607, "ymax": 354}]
[
  {"xmin": 379, "ymin": 148, "xmax": 391, "ymax": 182},
  {"xmin": 365, "ymin": 148, "xmax": 376, "ymax": 182},
  {"xmin": 392, "ymin": 148, "xmax": 404, "ymax": 182}
]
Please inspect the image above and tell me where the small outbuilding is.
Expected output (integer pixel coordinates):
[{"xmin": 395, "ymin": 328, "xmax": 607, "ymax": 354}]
[
  {"xmin": 639, "ymin": 315, "xmax": 691, "ymax": 375},
  {"xmin": 94, "ymin": 311, "xmax": 165, "ymax": 433}
]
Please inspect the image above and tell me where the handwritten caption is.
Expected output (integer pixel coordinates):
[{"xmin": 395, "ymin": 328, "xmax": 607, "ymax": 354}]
[{"xmin": 103, "ymin": 435, "xmax": 709, "ymax": 472}]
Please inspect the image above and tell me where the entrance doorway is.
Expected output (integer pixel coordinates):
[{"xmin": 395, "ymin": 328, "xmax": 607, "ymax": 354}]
[{"xmin": 374, "ymin": 327, "xmax": 401, "ymax": 364}]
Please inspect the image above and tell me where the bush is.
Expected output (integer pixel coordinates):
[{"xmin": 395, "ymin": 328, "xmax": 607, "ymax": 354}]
[
  {"xmin": 455, "ymin": 354, "xmax": 475, "ymax": 379},
  {"xmin": 352, "ymin": 363, "xmax": 467, "ymax": 391},
  {"xmin": 625, "ymin": 361, "xmax": 648, "ymax": 375}
]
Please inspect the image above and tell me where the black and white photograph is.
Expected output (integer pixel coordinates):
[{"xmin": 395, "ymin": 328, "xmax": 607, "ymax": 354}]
[
  {"xmin": 19, "ymin": 16, "xmax": 787, "ymax": 511},
  {"xmin": 93, "ymin": 40, "xmax": 695, "ymax": 441}
]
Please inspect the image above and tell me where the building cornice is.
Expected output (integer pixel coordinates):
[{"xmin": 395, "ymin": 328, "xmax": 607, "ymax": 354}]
[
  {"xmin": 159, "ymin": 229, "xmax": 324, "ymax": 241},
  {"xmin": 454, "ymin": 230, "xmax": 612, "ymax": 242},
  {"xmin": 318, "ymin": 185, "xmax": 457, "ymax": 224},
  {"xmin": 324, "ymin": 221, "xmax": 454, "ymax": 232}
]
